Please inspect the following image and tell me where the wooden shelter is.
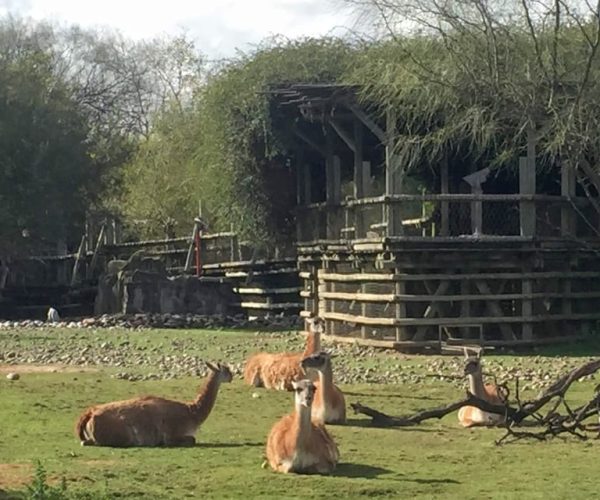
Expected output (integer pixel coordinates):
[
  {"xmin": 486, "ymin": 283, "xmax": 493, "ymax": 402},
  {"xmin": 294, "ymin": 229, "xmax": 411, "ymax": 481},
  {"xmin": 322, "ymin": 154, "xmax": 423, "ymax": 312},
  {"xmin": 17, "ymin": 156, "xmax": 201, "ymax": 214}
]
[{"xmin": 269, "ymin": 83, "xmax": 600, "ymax": 349}]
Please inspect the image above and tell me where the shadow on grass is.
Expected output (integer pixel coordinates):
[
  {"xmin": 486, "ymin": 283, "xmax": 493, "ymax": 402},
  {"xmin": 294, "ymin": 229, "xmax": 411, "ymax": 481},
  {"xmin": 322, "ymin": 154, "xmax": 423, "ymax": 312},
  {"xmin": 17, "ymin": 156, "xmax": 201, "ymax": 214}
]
[
  {"xmin": 199, "ymin": 441, "xmax": 263, "ymax": 448},
  {"xmin": 333, "ymin": 462, "xmax": 393, "ymax": 478},
  {"xmin": 344, "ymin": 392, "xmax": 443, "ymax": 402},
  {"xmin": 491, "ymin": 335, "xmax": 600, "ymax": 358},
  {"xmin": 334, "ymin": 464, "xmax": 460, "ymax": 483},
  {"xmin": 343, "ymin": 418, "xmax": 436, "ymax": 431},
  {"xmin": 402, "ymin": 477, "xmax": 460, "ymax": 485}
]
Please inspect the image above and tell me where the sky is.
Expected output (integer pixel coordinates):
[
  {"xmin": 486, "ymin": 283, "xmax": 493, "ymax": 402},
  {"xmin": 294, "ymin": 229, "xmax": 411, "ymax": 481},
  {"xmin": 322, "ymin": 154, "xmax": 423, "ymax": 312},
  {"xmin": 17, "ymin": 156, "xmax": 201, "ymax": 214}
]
[{"xmin": 0, "ymin": 0, "xmax": 358, "ymax": 58}]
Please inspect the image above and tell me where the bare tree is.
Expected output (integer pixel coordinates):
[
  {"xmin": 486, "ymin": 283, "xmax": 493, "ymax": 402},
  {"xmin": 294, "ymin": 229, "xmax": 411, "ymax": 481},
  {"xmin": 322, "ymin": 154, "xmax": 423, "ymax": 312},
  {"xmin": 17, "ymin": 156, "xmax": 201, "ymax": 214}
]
[{"xmin": 338, "ymin": 0, "xmax": 600, "ymax": 193}]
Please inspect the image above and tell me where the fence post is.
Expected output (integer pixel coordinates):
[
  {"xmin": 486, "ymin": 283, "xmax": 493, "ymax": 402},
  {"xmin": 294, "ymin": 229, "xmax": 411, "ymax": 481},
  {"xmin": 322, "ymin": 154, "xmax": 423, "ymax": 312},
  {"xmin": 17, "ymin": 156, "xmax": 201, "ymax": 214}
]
[
  {"xmin": 70, "ymin": 235, "xmax": 86, "ymax": 286},
  {"xmin": 184, "ymin": 222, "xmax": 199, "ymax": 272}
]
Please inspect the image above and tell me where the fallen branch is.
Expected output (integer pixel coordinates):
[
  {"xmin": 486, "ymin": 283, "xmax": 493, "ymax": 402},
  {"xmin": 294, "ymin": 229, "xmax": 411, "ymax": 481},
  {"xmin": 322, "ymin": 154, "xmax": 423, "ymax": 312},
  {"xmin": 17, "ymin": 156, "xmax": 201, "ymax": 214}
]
[
  {"xmin": 350, "ymin": 359, "xmax": 600, "ymax": 444},
  {"xmin": 351, "ymin": 391, "xmax": 517, "ymax": 427}
]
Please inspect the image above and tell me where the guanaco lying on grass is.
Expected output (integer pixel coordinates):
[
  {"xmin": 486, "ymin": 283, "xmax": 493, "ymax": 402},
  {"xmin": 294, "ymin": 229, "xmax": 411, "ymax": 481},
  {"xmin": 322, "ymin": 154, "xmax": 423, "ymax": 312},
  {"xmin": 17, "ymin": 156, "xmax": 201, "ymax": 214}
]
[
  {"xmin": 266, "ymin": 379, "xmax": 339, "ymax": 474},
  {"xmin": 458, "ymin": 348, "xmax": 505, "ymax": 428},
  {"xmin": 301, "ymin": 352, "xmax": 346, "ymax": 425},
  {"xmin": 243, "ymin": 316, "xmax": 324, "ymax": 390},
  {"xmin": 75, "ymin": 362, "xmax": 232, "ymax": 447}
]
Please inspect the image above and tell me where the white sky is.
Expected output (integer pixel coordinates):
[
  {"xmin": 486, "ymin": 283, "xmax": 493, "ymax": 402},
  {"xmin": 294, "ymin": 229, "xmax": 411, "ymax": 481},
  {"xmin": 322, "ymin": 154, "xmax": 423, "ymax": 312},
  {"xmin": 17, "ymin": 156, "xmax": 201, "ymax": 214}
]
[{"xmin": 0, "ymin": 0, "xmax": 357, "ymax": 58}]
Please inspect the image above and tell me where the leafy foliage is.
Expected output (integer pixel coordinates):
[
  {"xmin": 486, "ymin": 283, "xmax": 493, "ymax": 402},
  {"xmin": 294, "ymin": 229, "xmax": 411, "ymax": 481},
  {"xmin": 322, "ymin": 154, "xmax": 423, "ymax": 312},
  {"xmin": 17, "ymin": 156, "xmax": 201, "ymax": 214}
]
[
  {"xmin": 344, "ymin": 0, "xmax": 600, "ymax": 179},
  {"xmin": 0, "ymin": 41, "xmax": 101, "ymax": 254},
  {"xmin": 26, "ymin": 461, "xmax": 68, "ymax": 500},
  {"xmin": 121, "ymin": 105, "xmax": 203, "ymax": 238},
  {"xmin": 0, "ymin": 16, "xmax": 204, "ymax": 255},
  {"xmin": 121, "ymin": 37, "xmax": 361, "ymax": 244}
]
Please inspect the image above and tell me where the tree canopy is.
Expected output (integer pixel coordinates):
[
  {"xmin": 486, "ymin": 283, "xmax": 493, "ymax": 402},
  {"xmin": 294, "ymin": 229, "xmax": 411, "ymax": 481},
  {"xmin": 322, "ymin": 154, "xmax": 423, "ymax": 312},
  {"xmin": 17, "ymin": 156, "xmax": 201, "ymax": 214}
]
[{"xmin": 5, "ymin": 2, "xmax": 600, "ymax": 257}]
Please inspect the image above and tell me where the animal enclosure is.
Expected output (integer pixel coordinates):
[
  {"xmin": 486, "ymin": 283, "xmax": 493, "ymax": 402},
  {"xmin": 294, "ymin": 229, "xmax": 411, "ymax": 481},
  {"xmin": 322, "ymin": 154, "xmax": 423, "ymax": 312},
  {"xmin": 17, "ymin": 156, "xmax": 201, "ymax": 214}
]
[{"xmin": 269, "ymin": 84, "xmax": 600, "ymax": 349}]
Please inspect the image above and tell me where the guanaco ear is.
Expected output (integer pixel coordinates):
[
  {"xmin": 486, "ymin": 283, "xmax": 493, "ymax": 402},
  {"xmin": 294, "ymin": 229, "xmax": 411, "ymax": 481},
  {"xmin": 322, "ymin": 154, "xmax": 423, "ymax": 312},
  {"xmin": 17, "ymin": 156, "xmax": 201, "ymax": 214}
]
[
  {"xmin": 291, "ymin": 380, "xmax": 299, "ymax": 390},
  {"xmin": 463, "ymin": 347, "xmax": 469, "ymax": 360},
  {"xmin": 205, "ymin": 361, "xmax": 218, "ymax": 372}
]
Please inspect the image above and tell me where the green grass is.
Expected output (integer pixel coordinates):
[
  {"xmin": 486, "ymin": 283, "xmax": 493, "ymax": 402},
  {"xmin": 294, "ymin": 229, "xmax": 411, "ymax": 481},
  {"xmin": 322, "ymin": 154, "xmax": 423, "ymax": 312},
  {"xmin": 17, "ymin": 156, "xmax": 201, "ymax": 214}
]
[{"xmin": 1, "ymin": 327, "xmax": 600, "ymax": 499}]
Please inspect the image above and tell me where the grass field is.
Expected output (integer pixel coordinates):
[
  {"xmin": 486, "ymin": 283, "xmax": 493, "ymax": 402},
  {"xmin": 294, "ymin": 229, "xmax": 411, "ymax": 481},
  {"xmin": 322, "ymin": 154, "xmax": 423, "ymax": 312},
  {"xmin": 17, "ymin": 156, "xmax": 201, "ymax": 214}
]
[{"xmin": 1, "ymin": 326, "xmax": 600, "ymax": 499}]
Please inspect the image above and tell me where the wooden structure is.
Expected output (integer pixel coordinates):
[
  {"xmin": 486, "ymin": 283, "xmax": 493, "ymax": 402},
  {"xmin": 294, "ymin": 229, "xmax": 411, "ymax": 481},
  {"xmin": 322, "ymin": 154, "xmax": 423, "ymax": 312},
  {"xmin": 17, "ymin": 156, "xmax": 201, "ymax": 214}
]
[
  {"xmin": 269, "ymin": 84, "xmax": 600, "ymax": 349},
  {"xmin": 0, "ymin": 225, "xmax": 300, "ymax": 320}
]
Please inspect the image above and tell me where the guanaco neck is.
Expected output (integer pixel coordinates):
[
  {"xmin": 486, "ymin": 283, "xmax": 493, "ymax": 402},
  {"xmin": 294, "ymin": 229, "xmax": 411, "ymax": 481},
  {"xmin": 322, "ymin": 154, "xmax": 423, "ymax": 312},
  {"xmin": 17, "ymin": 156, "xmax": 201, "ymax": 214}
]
[
  {"xmin": 294, "ymin": 402, "xmax": 313, "ymax": 445},
  {"xmin": 189, "ymin": 372, "xmax": 222, "ymax": 424},
  {"xmin": 317, "ymin": 361, "xmax": 333, "ymax": 390},
  {"xmin": 468, "ymin": 369, "xmax": 486, "ymax": 399},
  {"xmin": 302, "ymin": 330, "xmax": 321, "ymax": 357}
]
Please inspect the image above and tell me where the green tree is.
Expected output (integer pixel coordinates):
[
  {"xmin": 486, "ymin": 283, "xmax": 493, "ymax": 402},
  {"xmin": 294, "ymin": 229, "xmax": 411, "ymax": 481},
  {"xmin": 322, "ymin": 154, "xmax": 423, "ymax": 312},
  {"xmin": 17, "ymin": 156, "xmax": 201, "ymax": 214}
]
[
  {"xmin": 193, "ymin": 37, "xmax": 360, "ymax": 245},
  {"xmin": 0, "ymin": 49, "xmax": 98, "ymax": 254}
]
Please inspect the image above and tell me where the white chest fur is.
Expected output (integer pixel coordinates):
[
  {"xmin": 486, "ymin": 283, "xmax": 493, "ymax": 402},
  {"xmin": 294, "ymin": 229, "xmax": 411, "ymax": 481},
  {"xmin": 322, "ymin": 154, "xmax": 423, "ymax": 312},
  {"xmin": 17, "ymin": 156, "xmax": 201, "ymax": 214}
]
[{"xmin": 291, "ymin": 448, "xmax": 319, "ymax": 471}]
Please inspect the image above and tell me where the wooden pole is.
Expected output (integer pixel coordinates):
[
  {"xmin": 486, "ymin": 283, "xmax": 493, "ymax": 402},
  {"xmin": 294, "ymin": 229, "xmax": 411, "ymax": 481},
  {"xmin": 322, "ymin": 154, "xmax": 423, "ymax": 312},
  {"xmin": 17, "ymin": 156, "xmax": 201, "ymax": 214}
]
[
  {"xmin": 354, "ymin": 118, "xmax": 364, "ymax": 238},
  {"xmin": 184, "ymin": 222, "xmax": 199, "ymax": 272},
  {"xmin": 395, "ymin": 268, "xmax": 407, "ymax": 341},
  {"xmin": 519, "ymin": 157, "xmax": 536, "ymax": 237},
  {"xmin": 86, "ymin": 224, "xmax": 106, "ymax": 279},
  {"xmin": 440, "ymin": 157, "xmax": 449, "ymax": 236},
  {"xmin": 70, "ymin": 235, "xmax": 86, "ymax": 287},
  {"xmin": 522, "ymin": 276, "xmax": 534, "ymax": 340},
  {"xmin": 561, "ymin": 162, "xmax": 577, "ymax": 236},
  {"xmin": 385, "ymin": 106, "xmax": 399, "ymax": 236},
  {"xmin": 195, "ymin": 226, "xmax": 202, "ymax": 277},
  {"xmin": 325, "ymin": 125, "xmax": 342, "ymax": 239}
]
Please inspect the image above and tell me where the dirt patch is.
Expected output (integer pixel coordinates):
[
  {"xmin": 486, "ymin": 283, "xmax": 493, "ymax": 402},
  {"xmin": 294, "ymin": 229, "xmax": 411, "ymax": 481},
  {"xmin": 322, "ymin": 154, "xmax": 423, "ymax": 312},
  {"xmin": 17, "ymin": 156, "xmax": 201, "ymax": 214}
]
[
  {"xmin": 82, "ymin": 459, "xmax": 118, "ymax": 467},
  {"xmin": 0, "ymin": 364, "xmax": 98, "ymax": 374},
  {"xmin": 0, "ymin": 463, "xmax": 32, "ymax": 489}
]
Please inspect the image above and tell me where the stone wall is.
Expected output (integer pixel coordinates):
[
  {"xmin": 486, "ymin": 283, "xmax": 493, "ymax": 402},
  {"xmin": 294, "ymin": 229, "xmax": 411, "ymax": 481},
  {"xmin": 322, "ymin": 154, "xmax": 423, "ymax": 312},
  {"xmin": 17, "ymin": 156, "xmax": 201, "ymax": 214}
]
[{"xmin": 95, "ymin": 257, "xmax": 239, "ymax": 315}]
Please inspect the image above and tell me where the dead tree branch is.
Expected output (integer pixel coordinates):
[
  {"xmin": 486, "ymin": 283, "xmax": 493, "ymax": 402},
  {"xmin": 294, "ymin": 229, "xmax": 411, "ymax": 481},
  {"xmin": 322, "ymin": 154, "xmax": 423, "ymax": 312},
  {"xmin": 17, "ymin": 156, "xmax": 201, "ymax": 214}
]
[{"xmin": 351, "ymin": 360, "xmax": 600, "ymax": 444}]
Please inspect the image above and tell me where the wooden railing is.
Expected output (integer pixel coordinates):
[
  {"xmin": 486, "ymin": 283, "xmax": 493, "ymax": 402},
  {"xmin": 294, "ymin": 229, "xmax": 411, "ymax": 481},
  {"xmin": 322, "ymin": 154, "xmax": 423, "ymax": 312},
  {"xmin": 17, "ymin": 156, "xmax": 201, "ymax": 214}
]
[{"xmin": 296, "ymin": 194, "xmax": 598, "ymax": 243}]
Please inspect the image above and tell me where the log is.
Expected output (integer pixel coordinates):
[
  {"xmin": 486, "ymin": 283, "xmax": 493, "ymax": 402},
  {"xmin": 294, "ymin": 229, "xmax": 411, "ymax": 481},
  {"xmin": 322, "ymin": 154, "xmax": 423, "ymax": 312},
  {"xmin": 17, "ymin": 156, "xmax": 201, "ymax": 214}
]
[
  {"xmin": 350, "ymin": 360, "xmax": 600, "ymax": 432},
  {"xmin": 351, "ymin": 391, "xmax": 516, "ymax": 427}
]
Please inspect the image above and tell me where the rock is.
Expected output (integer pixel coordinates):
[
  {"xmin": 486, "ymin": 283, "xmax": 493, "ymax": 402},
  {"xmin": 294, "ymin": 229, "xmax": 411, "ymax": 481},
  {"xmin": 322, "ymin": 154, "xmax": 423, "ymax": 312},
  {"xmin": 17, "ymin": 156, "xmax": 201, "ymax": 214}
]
[{"xmin": 6, "ymin": 372, "xmax": 20, "ymax": 380}]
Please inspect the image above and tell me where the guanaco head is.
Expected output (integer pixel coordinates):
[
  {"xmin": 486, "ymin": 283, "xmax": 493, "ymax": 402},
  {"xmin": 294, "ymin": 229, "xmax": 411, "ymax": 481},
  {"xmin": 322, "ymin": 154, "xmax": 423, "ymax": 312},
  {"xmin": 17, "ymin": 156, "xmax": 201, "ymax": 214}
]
[
  {"xmin": 291, "ymin": 379, "xmax": 316, "ymax": 408},
  {"xmin": 463, "ymin": 347, "xmax": 483, "ymax": 376},
  {"xmin": 205, "ymin": 361, "xmax": 233, "ymax": 383},
  {"xmin": 300, "ymin": 351, "xmax": 335, "ymax": 372},
  {"xmin": 306, "ymin": 316, "xmax": 325, "ymax": 335}
]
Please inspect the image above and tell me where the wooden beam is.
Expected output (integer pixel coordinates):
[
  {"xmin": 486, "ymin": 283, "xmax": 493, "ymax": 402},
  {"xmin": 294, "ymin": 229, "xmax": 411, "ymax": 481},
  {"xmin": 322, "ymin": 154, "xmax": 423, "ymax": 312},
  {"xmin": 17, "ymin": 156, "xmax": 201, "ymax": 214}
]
[
  {"xmin": 561, "ymin": 161, "xmax": 577, "ymax": 236},
  {"xmin": 234, "ymin": 286, "xmax": 302, "ymax": 295},
  {"xmin": 347, "ymin": 104, "xmax": 385, "ymax": 143},
  {"xmin": 70, "ymin": 235, "xmax": 86, "ymax": 287},
  {"xmin": 395, "ymin": 269, "xmax": 407, "ymax": 341},
  {"xmin": 353, "ymin": 118, "xmax": 364, "ymax": 198},
  {"xmin": 474, "ymin": 279, "xmax": 516, "ymax": 340},
  {"xmin": 460, "ymin": 279, "xmax": 471, "ymax": 339},
  {"xmin": 236, "ymin": 302, "xmax": 303, "ymax": 310},
  {"xmin": 293, "ymin": 126, "xmax": 326, "ymax": 156},
  {"xmin": 440, "ymin": 157, "xmax": 449, "ymax": 236},
  {"xmin": 319, "ymin": 270, "xmax": 600, "ymax": 282},
  {"xmin": 322, "ymin": 311, "xmax": 600, "ymax": 327},
  {"xmin": 413, "ymin": 280, "xmax": 450, "ymax": 340},
  {"xmin": 312, "ymin": 263, "xmax": 320, "ymax": 317},
  {"xmin": 353, "ymin": 119, "xmax": 365, "ymax": 238},
  {"xmin": 330, "ymin": 119, "xmax": 356, "ymax": 152},
  {"xmin": 519, "ymin": 156, "xmax": 536, "ymax": 237},
  {"xmin": 319, "ymin": 290, "xmax": 600, "ymax": 302},
  {"xmin": 86, "ymin": 224, "xmax": 106, "ymax": 279},
  {"xmin": 385, "ymin": 106, "xmax": 402, "ymax": 236},
  {"xmin": 522, "ymin": 277, "xmax": 533, "ymax": 340}
]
